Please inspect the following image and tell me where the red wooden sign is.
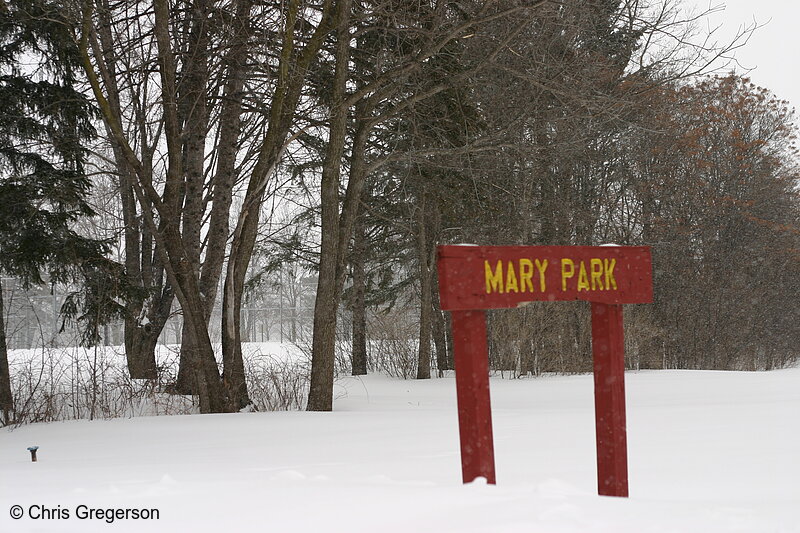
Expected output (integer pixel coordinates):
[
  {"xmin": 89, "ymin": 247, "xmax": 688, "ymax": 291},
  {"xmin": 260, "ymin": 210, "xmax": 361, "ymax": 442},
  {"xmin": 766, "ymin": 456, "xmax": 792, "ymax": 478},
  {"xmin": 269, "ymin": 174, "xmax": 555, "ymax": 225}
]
[
  {"xmin": 437, "ymin": 245, "xmax": 653, "ymax": 497},
  {"xmin": 438, "ymin": 245, "xmax": 653, "ymax": 309}
]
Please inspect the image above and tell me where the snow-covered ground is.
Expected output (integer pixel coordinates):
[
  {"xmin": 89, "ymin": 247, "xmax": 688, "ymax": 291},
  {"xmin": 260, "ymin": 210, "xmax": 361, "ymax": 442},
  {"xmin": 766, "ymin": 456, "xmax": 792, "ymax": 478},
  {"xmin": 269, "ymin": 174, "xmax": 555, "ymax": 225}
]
[{"xmin": 1, "ymin": 366, "xmax": 798, "ymax": 532}]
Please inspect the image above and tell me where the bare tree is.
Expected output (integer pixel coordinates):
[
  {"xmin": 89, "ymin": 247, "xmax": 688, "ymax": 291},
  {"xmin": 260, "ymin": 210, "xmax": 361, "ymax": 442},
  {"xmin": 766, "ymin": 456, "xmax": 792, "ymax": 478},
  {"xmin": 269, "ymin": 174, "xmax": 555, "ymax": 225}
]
[{"xmin": 77, "ymin": 0, "xmax": 261, "ymax": 411}]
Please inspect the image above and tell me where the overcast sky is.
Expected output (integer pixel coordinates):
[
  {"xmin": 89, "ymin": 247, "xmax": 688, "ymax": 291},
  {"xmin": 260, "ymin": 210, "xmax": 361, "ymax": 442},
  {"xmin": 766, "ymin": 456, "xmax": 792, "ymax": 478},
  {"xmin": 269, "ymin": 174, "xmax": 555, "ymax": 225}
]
[{"xmin": 687, "ymin": 1, "xmax": 800, "ymax": 113}]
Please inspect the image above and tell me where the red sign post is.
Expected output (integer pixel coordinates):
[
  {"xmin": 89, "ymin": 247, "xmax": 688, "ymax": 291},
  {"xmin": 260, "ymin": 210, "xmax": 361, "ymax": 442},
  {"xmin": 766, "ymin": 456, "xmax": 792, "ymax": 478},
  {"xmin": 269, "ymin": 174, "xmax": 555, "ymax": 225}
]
[{"xmin": 437, "ymin": 245, "xmax": 653, "ymax": 497}]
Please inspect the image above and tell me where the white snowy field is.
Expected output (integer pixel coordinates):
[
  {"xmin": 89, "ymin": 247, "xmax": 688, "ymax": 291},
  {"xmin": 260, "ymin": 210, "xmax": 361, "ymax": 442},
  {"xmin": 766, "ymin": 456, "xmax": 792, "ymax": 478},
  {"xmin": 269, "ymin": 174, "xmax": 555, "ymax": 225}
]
[{"xmin": 1, "ymin": 367, "xmax": 798, "ymax": 532}]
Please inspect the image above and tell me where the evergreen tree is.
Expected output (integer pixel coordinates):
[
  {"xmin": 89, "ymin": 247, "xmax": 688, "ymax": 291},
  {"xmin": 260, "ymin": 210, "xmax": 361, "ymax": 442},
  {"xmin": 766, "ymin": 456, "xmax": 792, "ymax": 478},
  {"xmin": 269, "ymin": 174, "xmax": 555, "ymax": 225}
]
[{"xmin": 0, "ymin": 0, "xmax": 120, "ymax": 424}]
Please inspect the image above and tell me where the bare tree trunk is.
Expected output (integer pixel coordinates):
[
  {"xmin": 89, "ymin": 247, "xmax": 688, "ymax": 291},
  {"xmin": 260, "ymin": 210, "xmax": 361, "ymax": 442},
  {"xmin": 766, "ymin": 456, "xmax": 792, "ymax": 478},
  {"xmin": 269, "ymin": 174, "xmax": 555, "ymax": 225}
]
[
  {"xmin": 163, "ymin": 225, "xmax": 226, "ymax": 413},
  {"xmin": 431, "ymin": 269, "xmax": 449, "ymax": 375},
  {"xmin": 222, "ymin": 0, "xmax": 334, "ymax": 411},
  {"xmin": 308, "ymin": 0, "xmax": 353, "ymax": 411},
  {"xmin": 308, "ymin": 276, "xmax": 339, "ymax": 410},
  {"xmin": 174, "ymin": 319, "xmax": 195, "ymax": 393},
  {"xmin": 174, "ymin": 0, "xmax": 210, "ymax": 391},
  {"xmin": 175, "ymin": 0, "xmax": 251, "ymax": 398},
  {"xmin": 307, "ymin": 0, "xmax": 355, "ymax": 411},
  {"xmin": 149, "ymin": 0, "xmax": 226, "ymax": 413},
  {"xmin": 0, "ymin": 280, "xmax": 13, "ymax": 424},
  {"xmin": 124, "ymin": 318, "xmax": 162, "ymax": 379},
  {"xmin": 416, "ymin": 191, "xmax": 433, "ymax": 380},
  {"xmin": 221, "ymin": 283, "xmax": 250, "ymax": 409},
  {"xmin": 290, "ymin": 305, "xmax": 298, "ymax": 342},
  {"xmin": 537, "ymin": 126, "xmax": 558, "ymax": 245},
  {"xmin": 350, "ymin": 213, "xmax": 368, "ymax": 375},
  {"xmin": 94, "ymin": 0, "xmax": 169, "ymax": 379}
]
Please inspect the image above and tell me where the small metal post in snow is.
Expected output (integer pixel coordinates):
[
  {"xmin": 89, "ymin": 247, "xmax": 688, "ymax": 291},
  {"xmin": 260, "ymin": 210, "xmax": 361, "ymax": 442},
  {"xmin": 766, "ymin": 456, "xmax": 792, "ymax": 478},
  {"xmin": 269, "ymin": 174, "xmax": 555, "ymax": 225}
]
[{"xmin": 27, "ymin": 446, "xmax": 39, "ymax": 462}]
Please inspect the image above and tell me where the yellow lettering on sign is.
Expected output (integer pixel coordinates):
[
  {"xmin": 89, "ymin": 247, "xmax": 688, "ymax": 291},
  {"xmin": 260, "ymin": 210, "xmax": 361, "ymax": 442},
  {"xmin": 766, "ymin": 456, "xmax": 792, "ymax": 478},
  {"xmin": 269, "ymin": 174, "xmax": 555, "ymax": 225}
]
[
  {"xmin": 506, "ymin": 261, "xmax": 519, "ymax": 293},
  {"xmin": 535, "ymin": 259, "xmax": 548, "ymax": 292},
  {"xmin": 577, "ymin": 261, "xmax": 590, "ymax": 291},
  {"xmin": 519, "ymin": 259, "xmax": 534, "ymax": 292},
  {"xmin": 561, "ymin": 259, "xmax": 575, "ymax": 291},
  {"xmin": 604, "ymin": 258, "xmax": 617, "ymax": 290},
  {"xmin": 590, "ymin": 258, "xmax": 603, "ymax": 291},
  {"xmin": 485, "ymin": 260, "xmax": 504, "ymax": 294},
  {"xmin": 485, "ymin": 256, "xmax": 615, "ymax": 295}
]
